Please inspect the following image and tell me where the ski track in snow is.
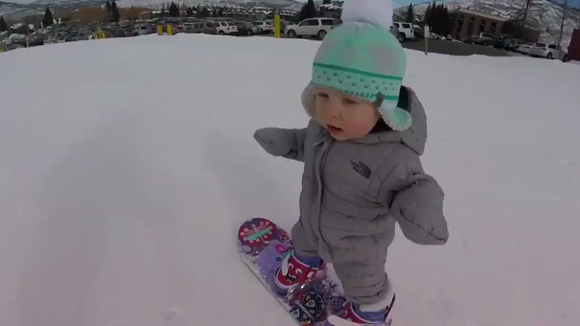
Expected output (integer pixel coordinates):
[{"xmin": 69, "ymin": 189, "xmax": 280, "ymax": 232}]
[{"xmin": 0, "ymin": 34, "xmax": 579, "ymax": 326}]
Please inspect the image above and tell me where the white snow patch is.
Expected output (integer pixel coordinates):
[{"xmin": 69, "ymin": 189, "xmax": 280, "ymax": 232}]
[{"xmin": 0, "ymin": 34, "xmax": 579, "ymax": 326}]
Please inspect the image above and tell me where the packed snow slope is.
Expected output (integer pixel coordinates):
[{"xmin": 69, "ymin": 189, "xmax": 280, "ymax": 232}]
[{"xmin": 0, "ymin": 34, "xmax": 579, "ymax": 326}]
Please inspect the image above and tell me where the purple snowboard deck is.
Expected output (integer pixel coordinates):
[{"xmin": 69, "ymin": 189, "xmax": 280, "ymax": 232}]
[{"xmin": 238, "ymin": 217, "xmax": 348, "ymax": 326}]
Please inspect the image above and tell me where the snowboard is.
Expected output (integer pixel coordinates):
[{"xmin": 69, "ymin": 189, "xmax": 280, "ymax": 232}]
[{"xmin": 238, "ymin": 217, "xmax": 348, "ymax": 326}]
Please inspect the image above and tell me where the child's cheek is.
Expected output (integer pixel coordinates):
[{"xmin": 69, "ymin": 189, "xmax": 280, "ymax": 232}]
[
  {"xmin": 314, "ymin": 108, "xmax": 327, "ymax": 126},
  {"xmin": 313, "ymin": 101, "xmax": 326, "ymax": 122}
]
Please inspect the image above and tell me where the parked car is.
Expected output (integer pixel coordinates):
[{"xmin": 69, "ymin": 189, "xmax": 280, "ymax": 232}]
[
  {"xmin": 4, "ymin": 42, "xmax": 24, "ymax": 51},
  {"xmin": 203, "ymin": 22, "xmax": 218, "ymax": 35},
  {"xmin": 46, "ymin": 31, "xmax": 70, "ymax": 42},
  {"xmin": 389, "ymin": 25, "xmax": 400, "ymax": 39},
  {"xmin": 506, "ymin": 39, "xmax": 523, "ymax": 52},
  {"xmin": 492, "ymin": 35, "xmax": 517, "ymax": 50},
  {"xmin": 43, "ymin": 35, "xmax": 57, "ymax": 44},
  {"xmin": 133, "ymin": 24, "xmax": 151, "ymax": 35},
  {"xmin": 108, "ymin": 28, "xmax": 137, "ymax": 38},
  {"xmin": 517, "ymin": 42, "xmax": 535, "ymax": 55},
  {"xmin": 264, "ymin": 19, "xmax": 289, "ymax": 34},
  {"xmin": 180, "ymin": 22, "xmax": 204, "ymax": 34},
  {"xmin": 71, "ymin": 31, "xmax": 93, "ymax": 42},
  {"xmin": 284, "ymin": 17, "xmax": 340, "ymax": 39},
  {"xmin": 531, "ymin": 43, "xmax": 566, "ymax": 59},
  {"xmin": 463, "ymin": 32, "xmax": 505, "ymax": 47},
  {"xmin": 562, "ymin": 51, "xmax": 571, "ymax": 62},
  {"xmin": 393, "ymin": 22, "xmax": 415, "ymax": 41},
  {"xmin": 215, "ymin": 21, "xmax": 238, "ymax": 35},
  {"xmin": 252, "ymin": 20, "xmax": 273, "ymax": 34},
  {"xmin": 235, "ymin": 21, "xmax": 258, "ymax": 36}
]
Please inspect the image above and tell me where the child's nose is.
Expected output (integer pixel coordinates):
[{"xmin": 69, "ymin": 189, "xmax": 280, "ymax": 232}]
[{"xmin": 326, "ymin": 103, "xmax": 343, "ymax": 119}]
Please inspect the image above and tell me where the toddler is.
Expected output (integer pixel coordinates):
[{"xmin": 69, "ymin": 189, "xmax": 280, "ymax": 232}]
[{"xmin": 254, "ymin": 0, "xmax": 449, "ymax": 325}]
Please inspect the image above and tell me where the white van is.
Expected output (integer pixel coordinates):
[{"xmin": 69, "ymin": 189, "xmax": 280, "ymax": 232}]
[{"xmin": 393, "ymin": 22, "xmax": 415, "ymax": 41}]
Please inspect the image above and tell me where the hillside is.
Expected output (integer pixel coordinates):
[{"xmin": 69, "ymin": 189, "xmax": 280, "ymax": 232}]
[
  {"xmin": 0, "ymin": 0, "xmax": 107, "ymax": 19},
  {"xmin": 0, "ymin": 0, "xmax": 301, "ymax": 19},
  {"xmin": 113, "ymin": 0, "xmax": 300, "ymax": 9},
  {"xmin": 395, "ymin": 0, "xmax": 580, "ymax": 47},
  {"xmin": 0, "ymin": 1, "xmax": 43, "ymax": 19}
]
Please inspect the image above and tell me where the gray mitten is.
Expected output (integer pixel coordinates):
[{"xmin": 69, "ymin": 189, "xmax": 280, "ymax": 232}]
[{"xmin": 254, "ymin": 128, "xmax": 296, "ymax": 157}]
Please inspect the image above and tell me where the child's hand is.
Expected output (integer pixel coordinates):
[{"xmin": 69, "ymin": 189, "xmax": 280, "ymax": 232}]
[{"xmin": 254, "ymin": 128, "xmax": 297, "ymax": 157}]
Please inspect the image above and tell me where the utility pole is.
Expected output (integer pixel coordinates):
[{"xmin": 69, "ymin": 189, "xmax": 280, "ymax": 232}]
[
  {"xmin": 521, "ymin": 0, "xmax": 532, "ymax": 40},
  {"xmin": 557, "ymin": 0, "xmax": 569, "ymax": 59},
  {"xmin": 26, "ymin": 23, "xmax": 29, "ymax": 48}
]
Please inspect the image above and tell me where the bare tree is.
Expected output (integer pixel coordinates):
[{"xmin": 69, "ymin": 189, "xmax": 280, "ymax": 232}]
[
  {"xmin": 555, "ymin": 0, "xmax": 572, "ymax": 49},
  {"xmin": 506, "ymin": 0, "xmax": 546, "ymax": 32}
]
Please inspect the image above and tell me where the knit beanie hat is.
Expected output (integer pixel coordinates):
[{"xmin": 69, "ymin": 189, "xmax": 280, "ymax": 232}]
[{"xmin": 301, "ymin": 0, "xmax": 410, "ymax": 131}]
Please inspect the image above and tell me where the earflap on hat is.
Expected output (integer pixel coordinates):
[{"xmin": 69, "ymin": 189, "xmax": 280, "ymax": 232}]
[
  {"xmin": 301, "ymin": 84, "xmax": 316, "ymax": 117},
  {"xmin": 375, "ymin": 92, "xmax": 412, "ymax": 131}
]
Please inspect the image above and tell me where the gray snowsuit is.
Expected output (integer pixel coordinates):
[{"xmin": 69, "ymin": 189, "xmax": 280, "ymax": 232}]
[{"xmin": 254, "ymin": 87, "xmax": 449, "ymax": 305}]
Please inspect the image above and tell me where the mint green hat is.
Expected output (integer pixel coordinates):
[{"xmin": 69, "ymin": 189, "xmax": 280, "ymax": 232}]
[{"xmin": 301, "ymin": 2, "xmax": 410, "ymax": 131}]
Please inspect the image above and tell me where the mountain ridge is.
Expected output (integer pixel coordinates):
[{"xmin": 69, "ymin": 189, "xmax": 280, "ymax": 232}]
[{"xmin": 0, "ymin": 0, "xmax": 300, "ymax": 19}]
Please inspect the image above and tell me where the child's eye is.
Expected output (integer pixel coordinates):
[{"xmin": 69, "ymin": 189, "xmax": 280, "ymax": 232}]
[
  {"xmin": 343, "ymin": 98, "xmax": 358, "ymax": 105},
  {"xmin": 316, "ymin": 92, "xmax": 329, "ymax": 99}
]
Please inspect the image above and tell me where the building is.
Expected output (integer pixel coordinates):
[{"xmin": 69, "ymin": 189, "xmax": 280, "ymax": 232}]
[
  {"xmin": 451, "ymin": 8, "xmax": 508, "ymax": 40},
  {"xmin": 450, "ymin": 8, "xmax": 539, "ymax": 42},
  {"xmin": 567, "ymin": 29, "xmax": 580, "ymax": 62}
]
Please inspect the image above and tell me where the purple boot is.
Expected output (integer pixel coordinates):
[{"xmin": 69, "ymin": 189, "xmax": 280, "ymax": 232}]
[{"xmin": 256, "ymin": 241, "xmax": 326, "ymax": 297}]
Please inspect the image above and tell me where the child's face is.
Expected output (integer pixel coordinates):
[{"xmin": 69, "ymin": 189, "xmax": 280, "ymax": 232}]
[{"xmin": 313, "ymin": 87, "xmax": 380, "ymax": 140}]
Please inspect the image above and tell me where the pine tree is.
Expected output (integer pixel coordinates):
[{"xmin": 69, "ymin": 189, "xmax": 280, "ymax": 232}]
[
  {"xmin": 322, "ymin": 0, "xmax": 331, "ymax": 4},
  {"xmin": 299, "ymin": 0, "xmax": 317, "ymax": 21},
  {"xmin": 169, "ymin": 2, "xmax": 180, "ymax": 17},
  {"xmin": 42, "ymin": 7, "xmax": 54, "ymax": 27},
  {"xmin": 111, "ymin": 0, "xmax": 120, "ymax": 22},
  {"xmin": 0, "ymin": 16, "xmax": 7, "ymax": 32},
  {"xmin": 106, "ymin": 0, "xmax": 111, "ymax": 13},
  {"xmin": 424, "ymin": 3, "xmax": 450, "ymax": 35},
  {"xmin": 405, "ymin": 4, "xmax": 414, "ymax": 23},
  {"xmin": 424, "ymin": 4, "xmax": 432, "ymax": 27},
  {"xmin": 186, "ymin": 7, "xmax": 194, "ymax": 17}
]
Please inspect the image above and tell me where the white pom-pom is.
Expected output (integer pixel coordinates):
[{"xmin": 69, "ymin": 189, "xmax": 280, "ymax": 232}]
[{"xmin": 341, "ymin": 0, "xmax": 394, "ymax": 31}]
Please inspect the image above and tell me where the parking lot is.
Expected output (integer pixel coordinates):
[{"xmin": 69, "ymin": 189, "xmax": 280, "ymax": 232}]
[
  {"xmin": 401, "ymin": 39, "xmax": 516, "ymax": 57},
  {"xmin": 256, "ymin": 33, "xmax": 516, "ymax": 57},
  {"xmin": 1, "ymin": 16, "xmax": 520, "ymax": 58}
]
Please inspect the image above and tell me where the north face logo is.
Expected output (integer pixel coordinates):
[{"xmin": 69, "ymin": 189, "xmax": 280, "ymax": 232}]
[{"xmin": 350, "ymin": 161, "xmax": 371, "ymax": 179}]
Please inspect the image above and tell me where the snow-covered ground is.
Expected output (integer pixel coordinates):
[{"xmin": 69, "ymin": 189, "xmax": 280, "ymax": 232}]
[{"xmin": 0, "ymin": 34, "xmax": 579, "ymax": 326}]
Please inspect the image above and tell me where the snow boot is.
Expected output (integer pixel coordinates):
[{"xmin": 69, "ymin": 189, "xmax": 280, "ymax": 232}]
[
  {"xmin": 324, "ymin": 291, "xmax": 396, "ymax": 326},
  {"xmin": 272, "ymin": 249, "xmax": 326, "ymax": 297}
]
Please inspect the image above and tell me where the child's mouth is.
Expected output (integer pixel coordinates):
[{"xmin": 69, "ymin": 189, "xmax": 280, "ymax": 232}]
[{"xmin": 326, "ymin": 125, "xmax": 344, "ymax": 135}]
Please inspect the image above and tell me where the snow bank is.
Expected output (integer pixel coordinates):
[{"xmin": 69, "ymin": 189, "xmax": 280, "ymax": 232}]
[{"xmin": 0, "ymin": 34, "xmax": 579, "ymax": 326}]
